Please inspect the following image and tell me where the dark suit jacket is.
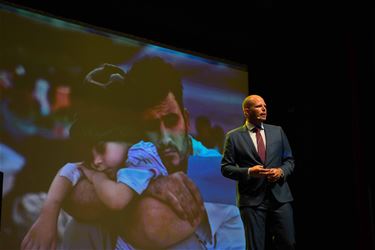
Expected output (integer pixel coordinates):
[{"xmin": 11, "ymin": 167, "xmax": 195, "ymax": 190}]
[{"xmin": 221, "ymin": 124, "xmax": 294, "ymax": 207}]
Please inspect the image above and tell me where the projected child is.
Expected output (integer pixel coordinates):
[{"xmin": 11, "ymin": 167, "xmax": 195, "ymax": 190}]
[
  {"xmin": 20, "ymin": 64, "xmax": 202, "ymax": 250},
  {"xmin": 21, "ymin": 114, "xmax": 201, "ymax": 250}
]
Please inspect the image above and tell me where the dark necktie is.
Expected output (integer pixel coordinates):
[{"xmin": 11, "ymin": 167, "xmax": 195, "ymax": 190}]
[{"xmin": 253, "ymin": 127, "xmax": 266, "ymax": 163}]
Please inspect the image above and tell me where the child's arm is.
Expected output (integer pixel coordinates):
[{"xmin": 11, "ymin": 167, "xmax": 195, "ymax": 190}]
[
  {"xmin": 21, "ymin": 173, "xmax": 74, "ymax": 250},
  {"xmin": 80, "ymin": 167, "xmax": 136, "ymax": 210}
]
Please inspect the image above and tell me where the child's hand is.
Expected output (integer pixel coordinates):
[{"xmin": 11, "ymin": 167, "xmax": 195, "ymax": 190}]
[
  {"xmin": 79, "ymin": 165, "xmax": 97, "ymax": 183},
  {"xmin": 21, "ymin": 215, "xmax": 57, "ymax": 250}
]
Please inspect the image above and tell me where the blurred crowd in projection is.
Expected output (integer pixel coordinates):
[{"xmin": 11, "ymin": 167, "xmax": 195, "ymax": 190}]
[
  {"xmin": 0, "ymin": 62, "xmax": 227, "ymax": 248},
  {"xmin": 194, "ymin": 115, "xmax": 225, "ymax": 153},
  {"xmin": 0, "ymin": 63, "xmax": 78, "ymax": 247}
]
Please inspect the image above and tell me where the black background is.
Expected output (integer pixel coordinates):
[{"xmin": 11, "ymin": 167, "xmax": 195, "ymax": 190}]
[{"xmin": 1, "ymin": 2, "xmax": 374, "ymax": 249}]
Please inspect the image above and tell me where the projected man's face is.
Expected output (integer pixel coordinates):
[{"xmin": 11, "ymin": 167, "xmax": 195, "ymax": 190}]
[{"xmin": 142, "ymin": 92, "xmax": 190, "ymax": 173}]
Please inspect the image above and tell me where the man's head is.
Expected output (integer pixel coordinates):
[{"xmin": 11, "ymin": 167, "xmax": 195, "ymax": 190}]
[
  {"xmin": 126, "ymin": 57, "xmax": 191, "ymax": 173},
  {"xmin": 242, "ymin": 95, "xmax": 267, "ymax": 126}
]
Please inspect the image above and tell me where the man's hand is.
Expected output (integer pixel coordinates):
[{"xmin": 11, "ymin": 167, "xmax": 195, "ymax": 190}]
[
  {"xmin": 145, "ymin": 171, "xmax": 205, "ymax": 226},
  {"xmin": 248, "ymin": 165, "xmax": 270, "ymax": 178},
  {"xmin": 267, "ymin": 168, "xmax": 283, "ymax": 182},
  {"xmin": 124, "ymin": 197, "xmax": 203, "ymax": 249}
]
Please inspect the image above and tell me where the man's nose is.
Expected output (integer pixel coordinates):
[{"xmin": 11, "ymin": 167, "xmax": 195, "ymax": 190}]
[{"xmin": 159, "ymin": 122, "xmax": 172, "ymax": 145}]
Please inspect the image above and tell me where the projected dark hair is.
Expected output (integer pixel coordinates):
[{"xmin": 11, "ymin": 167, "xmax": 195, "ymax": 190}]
[
  {"xmin": 126, "ymin": 56, "xmax": 184, "ymax": 112},
  {"xmin": 70, "ymin": 64, "xmax": 140, "ymax": 161},
  {"xmin": 74, "ymin": 63, "xmax": 127, "ymax": 117}
]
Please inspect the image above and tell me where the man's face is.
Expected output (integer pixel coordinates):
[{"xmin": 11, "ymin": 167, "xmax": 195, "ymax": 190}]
[
  {"xmin": 244, "ymin": 95, "xmax": 267, "ymax": 124},
  {"xmin": 141, "ymin": 92, "xmax": 190, "ymax": 173}
]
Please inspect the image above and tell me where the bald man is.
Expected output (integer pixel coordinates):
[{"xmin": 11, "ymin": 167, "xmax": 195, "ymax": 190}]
[{"xmin": 221, "ymin": 95, "xmax": 296, "ymax": 250}]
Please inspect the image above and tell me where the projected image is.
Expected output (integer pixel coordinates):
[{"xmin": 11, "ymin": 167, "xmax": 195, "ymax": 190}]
[{"xmin": 0, "ymin": 4, "xmax": 248, "ymax": 249}]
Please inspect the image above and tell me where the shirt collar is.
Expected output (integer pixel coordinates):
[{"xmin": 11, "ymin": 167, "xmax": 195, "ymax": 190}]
[{"xmin": 245, "ymin": 120, "xmax": 264, "ymax": 131}]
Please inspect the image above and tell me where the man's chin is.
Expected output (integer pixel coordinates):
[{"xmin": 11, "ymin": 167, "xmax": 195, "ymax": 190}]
[{"xmin": 162, "ymin": 155, "xmax": 183, "ymax": 173}]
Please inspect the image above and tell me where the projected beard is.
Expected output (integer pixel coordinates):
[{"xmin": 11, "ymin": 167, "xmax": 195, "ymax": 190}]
[{"xmin": 142, "ymin": 92, "xmax": 191, "ymax": 173}]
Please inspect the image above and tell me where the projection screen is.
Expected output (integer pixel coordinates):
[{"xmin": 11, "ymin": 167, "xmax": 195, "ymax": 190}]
[{"xmin": 0, "ymin": 4, "xmax": 248, "ymax": 249}]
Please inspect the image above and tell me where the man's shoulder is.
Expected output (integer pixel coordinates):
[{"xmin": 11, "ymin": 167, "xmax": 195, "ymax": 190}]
[
  {"xmin": 226, "ymin": 125, "xmax": 246, "ymax": 136},
  {"xmin": 190, "ymin": 136, "xmax": 221, "ymax": 157},
  {"xmin": 264, "ymin": 123, "xmax": 282, "ymax": 131}
]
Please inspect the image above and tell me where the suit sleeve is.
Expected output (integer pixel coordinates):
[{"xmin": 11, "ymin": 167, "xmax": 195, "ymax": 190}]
[
  {"xmin": 280, "ymin": 127, "xmax": 295, "ymax": 179},
  {"xmin": 221, "ymin": 133, "xmax": 248, "ymax": 181}
]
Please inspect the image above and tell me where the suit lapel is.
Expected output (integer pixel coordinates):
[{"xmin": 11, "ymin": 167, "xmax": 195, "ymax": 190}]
[
  {"xmin": 239, "ymin": 125, "xmax": 261, "ymax": 162},
  {"xmin": 264, "ymin": 124, "xmax": 272, "ymax": 166}
]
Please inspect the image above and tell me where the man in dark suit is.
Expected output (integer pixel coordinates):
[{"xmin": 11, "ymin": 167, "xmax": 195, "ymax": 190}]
[{"xmin": 221, "ymin": 94, "xmax": 296, "ymax": 250}]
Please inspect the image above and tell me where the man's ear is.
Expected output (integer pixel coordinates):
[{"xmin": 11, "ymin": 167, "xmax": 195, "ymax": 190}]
[
  {"xmin": 243, "ymin": 108, "xmax": 249, "ymax": 119},
  {"xmin": 183, "ymin": 108, "xmax": 190, "ymax": 132}
]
